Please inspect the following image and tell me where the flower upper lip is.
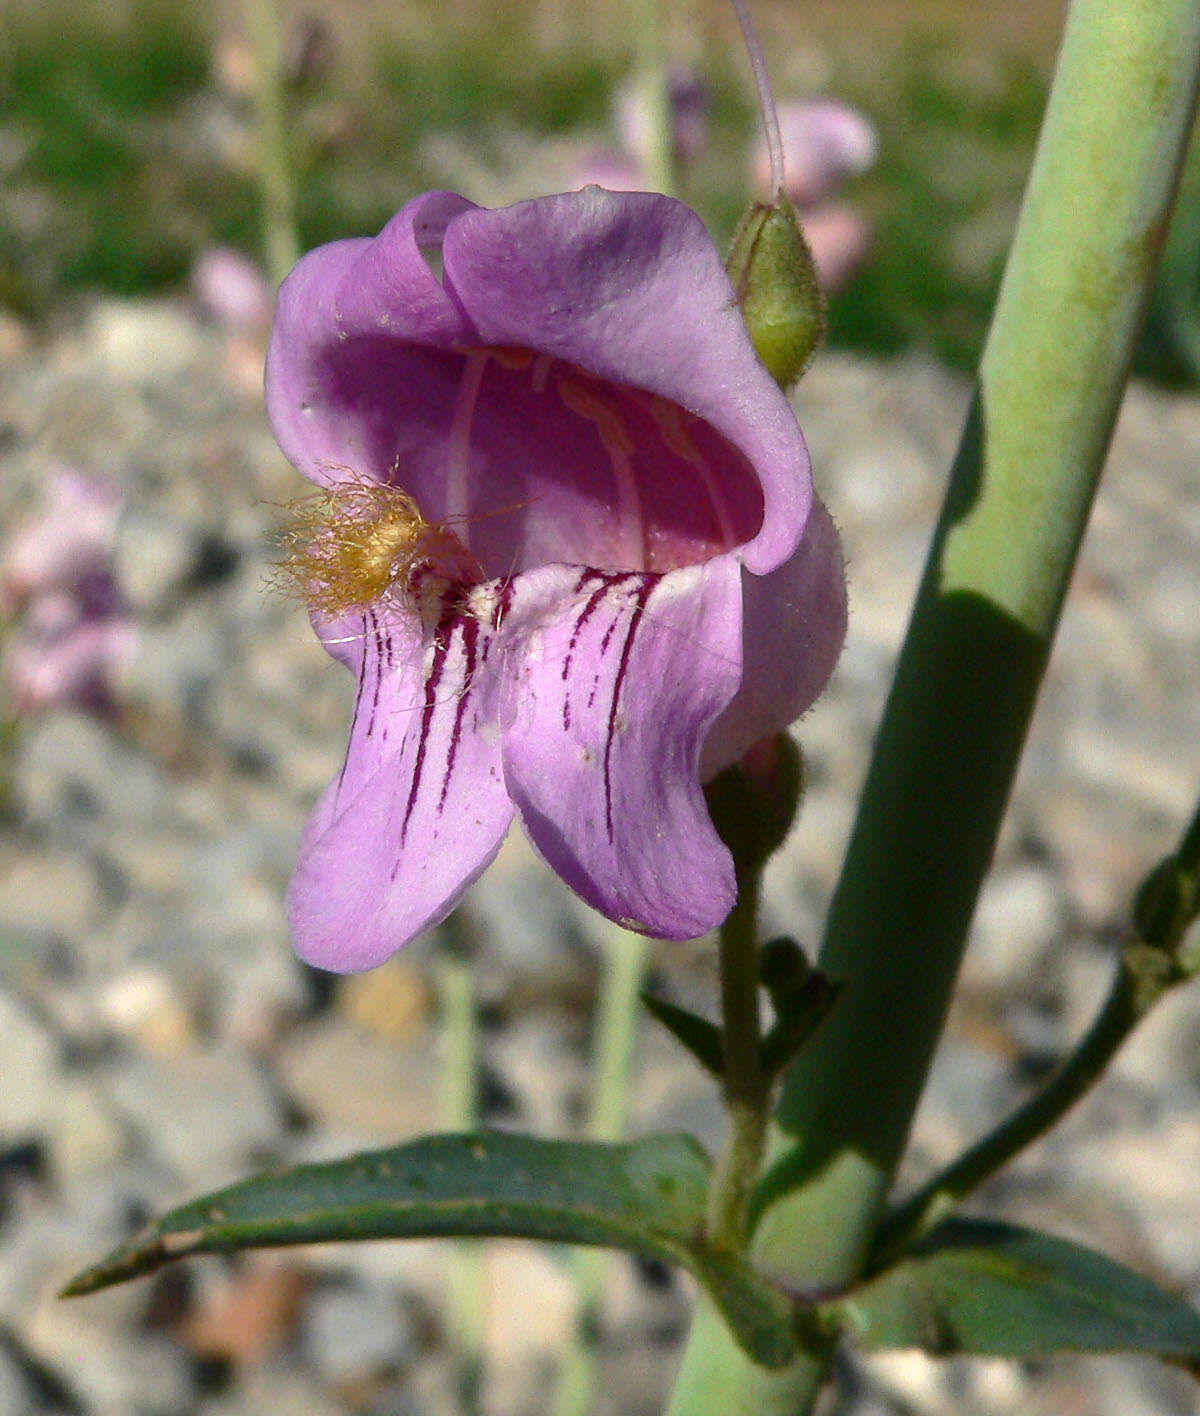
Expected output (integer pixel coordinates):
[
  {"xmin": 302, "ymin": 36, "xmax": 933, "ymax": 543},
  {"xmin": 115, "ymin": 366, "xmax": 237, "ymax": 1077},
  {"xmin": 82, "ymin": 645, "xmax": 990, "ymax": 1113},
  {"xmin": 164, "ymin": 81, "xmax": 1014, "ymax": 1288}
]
[{"xmin": 267, "ymin": 186, "xmax": 814, "ymax": 582}]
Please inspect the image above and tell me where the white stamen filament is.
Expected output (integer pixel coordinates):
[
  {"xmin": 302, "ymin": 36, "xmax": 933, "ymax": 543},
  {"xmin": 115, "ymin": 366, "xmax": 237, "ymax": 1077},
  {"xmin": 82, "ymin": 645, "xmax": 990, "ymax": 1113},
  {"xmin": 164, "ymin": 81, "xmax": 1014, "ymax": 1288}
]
[
  {"xmin": 606, "ymin": 445, "xmax": 646, "ymax": 570},
  {"xmin": 557, "ymin": 377, "xmax": 646, "ymax": 570},
  {"xmin": 444, "ymin": 349, "xmax": 489, "ymax": 539}
]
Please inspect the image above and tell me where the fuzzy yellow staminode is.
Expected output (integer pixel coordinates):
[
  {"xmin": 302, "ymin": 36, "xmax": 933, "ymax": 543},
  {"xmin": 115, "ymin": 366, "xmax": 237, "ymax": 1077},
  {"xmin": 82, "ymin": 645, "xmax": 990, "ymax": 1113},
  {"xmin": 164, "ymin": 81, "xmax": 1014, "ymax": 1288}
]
[{"xmin": 273, "ymin": 477, "xmax": 483, "ymax": 618}]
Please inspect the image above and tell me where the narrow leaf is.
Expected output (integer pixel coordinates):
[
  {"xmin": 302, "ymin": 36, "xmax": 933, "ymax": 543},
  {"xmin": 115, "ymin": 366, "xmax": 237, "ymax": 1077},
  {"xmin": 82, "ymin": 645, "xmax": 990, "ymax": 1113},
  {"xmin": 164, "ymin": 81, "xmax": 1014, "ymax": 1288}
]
[
  {"xmin": 641, "ymin": 991, "xmax": 725, "ymax": 1077},
  {"xmin": 830, "ymin": 1218, "xmax": 1200, "ymax": 1364},
  {"xmin": 62, "ymin": 1130, "xmax": 799, "ymax": 1369},
  {"xmin": 760, "ymin": 978, "xmax": 842, "ymax": 1079}
]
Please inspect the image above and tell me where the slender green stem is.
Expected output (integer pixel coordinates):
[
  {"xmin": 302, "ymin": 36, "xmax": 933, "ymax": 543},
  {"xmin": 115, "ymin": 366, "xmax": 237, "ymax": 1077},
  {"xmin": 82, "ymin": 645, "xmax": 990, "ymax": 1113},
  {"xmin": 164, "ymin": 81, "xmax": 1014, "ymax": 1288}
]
[
  {"xmin": 730, "ymin": 0, "xmax": 784, "ymax": 194},
  {"xmin": 0, "ymin": 715, "xmax": 17, "ymax": 821},
  {"xmin": 630, "ymin": 0, "xmax": 675, "ymax": 195},
  {"xmin": 875, "ymin": 793, "xmax": 1200, "ymax": 1262},
  {"xmin": 871, "ymin": 942, "xmax": 1189, "ymax": 1267},
  {"xmin": 438, "ymin": 954, "xmax": 478, "ymax": 1130},
  {"xmin": 245, "ymin": 0, "xmax": 299, "ymax": 286},
  {"xmin": 668, "ymin": 3, "xmax": 1200, "ymax": 1410},
  {"xmin": 551, "ymin": 925, "xmax": 649, "ymax": 1416},
  {"xmin": 436, "ymin": 951, "xmax": 484, "ymax": 1415},
  {"xmin": 589, "ymin": 925, "xmax": 651, "ymax": 1145},
  {"xmin": 706, "ymin": 869, "xmax": 768, "ymax": 1250}
]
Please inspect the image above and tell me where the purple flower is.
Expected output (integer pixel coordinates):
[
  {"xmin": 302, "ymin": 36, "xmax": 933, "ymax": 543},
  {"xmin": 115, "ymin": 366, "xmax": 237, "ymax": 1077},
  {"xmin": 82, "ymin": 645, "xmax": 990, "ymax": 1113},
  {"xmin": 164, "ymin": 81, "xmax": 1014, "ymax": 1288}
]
[
  {"xmin": 615, "ymin": 66, "xmax": 711, "ymax": 174},
  {"xmin": 801, "ymin": 205, "xmax": 873, "ymax": 294},
  {"xmin": 755, "ymin": 100, "xmax": 878, "ymax": 209},
  {"xmin": 1, "ymin": 468, "xmax": 121, "ymax": 610},
  {"xmin": 266, "ymin": 187, "xmax": 845, "ymax": 972},
  {"xmin": 2, "ymin": 469, "xmax": 134, "ymax": 717},
  {"xmin": 193, "ymin": 247, "xmax": 273, "ymax": 335},
  {"xmin": 5, "ymin": 599, "xmax": 135, "ymax": 717}
]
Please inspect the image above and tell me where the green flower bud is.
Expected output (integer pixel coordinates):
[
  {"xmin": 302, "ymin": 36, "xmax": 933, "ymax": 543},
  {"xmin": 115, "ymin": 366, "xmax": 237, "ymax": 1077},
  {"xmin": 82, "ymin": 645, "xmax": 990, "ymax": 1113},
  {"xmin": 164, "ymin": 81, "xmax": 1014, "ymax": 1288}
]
[
  {"xmin": 726, "ymin": 195, "xmax": 825, "ymax": 390},
  {"xmin": 704, "ymin": 732, "xmax": 804, "ymax": 878},
  {"xmin": 1133, "ymin": 857, "xmax": 1197, "ymax": 953}
]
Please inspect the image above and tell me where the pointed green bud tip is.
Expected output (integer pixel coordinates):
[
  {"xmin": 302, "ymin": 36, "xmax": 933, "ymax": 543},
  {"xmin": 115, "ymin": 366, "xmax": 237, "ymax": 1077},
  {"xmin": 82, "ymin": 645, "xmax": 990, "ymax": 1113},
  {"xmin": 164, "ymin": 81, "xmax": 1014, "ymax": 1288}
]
[
  {"xmin": 704, "ymin": 733, "xmax": 805, "ymax": 877},
  {"xmin": 759, "ymin": 936, "xmax": 814, "ymax": 1000},
  {"xmin": 726, "ymin": 195, "xmax": 825, "ymax": 390},
  {"xmin": 1133, "ymin": 858, "xmax": 1196, "ymax": 952}
]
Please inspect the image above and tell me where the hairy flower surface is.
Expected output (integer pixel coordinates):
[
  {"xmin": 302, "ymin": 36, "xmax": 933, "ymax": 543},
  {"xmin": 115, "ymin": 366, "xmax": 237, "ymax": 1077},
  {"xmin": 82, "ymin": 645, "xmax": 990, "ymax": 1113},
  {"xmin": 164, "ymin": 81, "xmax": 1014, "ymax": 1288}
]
[{"xmin": 266, "ymin": 187, "xmax": 845, "ymax": 971}]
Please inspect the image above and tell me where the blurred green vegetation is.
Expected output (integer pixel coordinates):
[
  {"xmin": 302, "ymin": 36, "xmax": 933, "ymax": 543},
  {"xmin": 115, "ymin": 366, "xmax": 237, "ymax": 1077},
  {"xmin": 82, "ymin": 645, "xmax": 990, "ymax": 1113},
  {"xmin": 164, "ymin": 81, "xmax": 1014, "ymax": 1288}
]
[
  {"xmin": 1, "ymin": 0, "xmax": 1196, "ymax": 382},
  {"xmin": 823, "ymin": 46, "xmax": 1046, "ymax": 371},
  {"xmin": 0, "ymin": 3, "xmax": 215, "ymax": 305}
]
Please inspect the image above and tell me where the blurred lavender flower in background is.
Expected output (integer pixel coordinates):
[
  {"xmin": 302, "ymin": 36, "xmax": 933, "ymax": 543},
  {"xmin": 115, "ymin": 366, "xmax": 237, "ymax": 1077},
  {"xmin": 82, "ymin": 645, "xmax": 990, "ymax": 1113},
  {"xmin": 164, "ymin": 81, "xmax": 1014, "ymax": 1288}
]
[
  {"xmin": 761, "ymin": 99, "xmax": 878, "ymax": 207},
  {"xmin": 569, "ymin": 148, "xmax": 648, "ymax": 193},
  {"xmin": 753, "ymin": 99, "xmax": 878, "ymax": 291},
  {"xmin": 570, "ymin": 66, "xmax": 710, "ymax": 194},
  {"xmin": 193, "ymin": 246, "xmax": 273, "ymax": 335},
  {"xmin": 192, "ymin": 246, "xmax": 274, "ymax": 396},
  {"xmin": 615, "ymin": 65, "xmax": 711, "ymax": 175},
  {"xmin": 2, "ymin": 468, "xmax": 135, "ymax": 717}
]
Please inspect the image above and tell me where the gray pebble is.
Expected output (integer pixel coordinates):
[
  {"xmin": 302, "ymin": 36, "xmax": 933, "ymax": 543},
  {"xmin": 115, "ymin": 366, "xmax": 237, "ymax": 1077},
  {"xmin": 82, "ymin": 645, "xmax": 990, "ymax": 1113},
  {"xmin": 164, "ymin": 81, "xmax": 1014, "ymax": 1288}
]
[
  {"xmin": 301, "ymin": 1280, "xmax": 414, "ymax": 1383},
  {"xmin": 112, "ymin": 508, "xmax": 208, "ymax": 615},
  {"xmin": 103, "ymin": 1043, "xmax": 285, "ymax": 1180}
]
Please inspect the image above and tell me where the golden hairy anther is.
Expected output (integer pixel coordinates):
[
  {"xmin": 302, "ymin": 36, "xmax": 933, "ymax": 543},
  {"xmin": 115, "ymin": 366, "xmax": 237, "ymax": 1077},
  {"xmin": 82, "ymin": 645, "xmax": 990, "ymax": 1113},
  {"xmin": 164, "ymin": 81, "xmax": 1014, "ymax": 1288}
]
[{"xmin": 272, "ymin": 477, "xmax": 483, "ymax": 617}]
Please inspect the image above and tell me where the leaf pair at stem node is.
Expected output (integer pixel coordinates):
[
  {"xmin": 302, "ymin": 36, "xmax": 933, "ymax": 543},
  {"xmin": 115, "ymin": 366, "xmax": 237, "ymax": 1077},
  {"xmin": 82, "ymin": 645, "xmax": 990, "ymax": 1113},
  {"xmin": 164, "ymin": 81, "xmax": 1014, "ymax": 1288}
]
[{"xmin": 641, "ymin": 937, "xmax": 840, "ymax": 1087}]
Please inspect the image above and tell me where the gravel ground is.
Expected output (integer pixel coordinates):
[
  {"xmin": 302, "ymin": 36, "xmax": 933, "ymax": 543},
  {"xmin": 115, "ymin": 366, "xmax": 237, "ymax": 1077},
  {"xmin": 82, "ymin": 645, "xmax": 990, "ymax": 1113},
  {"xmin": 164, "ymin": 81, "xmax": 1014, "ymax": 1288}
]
[{"xmin": 0, "ymin": 295, "xmax": 1198, "ymax": 1416}]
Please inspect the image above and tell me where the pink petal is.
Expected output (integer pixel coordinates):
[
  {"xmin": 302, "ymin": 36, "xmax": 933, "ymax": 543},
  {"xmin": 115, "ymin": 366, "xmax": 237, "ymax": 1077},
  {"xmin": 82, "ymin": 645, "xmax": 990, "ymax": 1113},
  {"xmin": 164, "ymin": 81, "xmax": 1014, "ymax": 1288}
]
[
  {"xmin": 498, "ymin": 556, "xmax": 743, "ymax": 938},
  {"xmin": 803, "ymin": 205, "xmax": 872, "ymax": 293},
  {"xmin": 192, "ymin": 247, "xmax": 272, "ymax": 332},
  {"xmin": 753, "ymin": 100, "xmax": 878, "ymax": 207},
  {"xmin": 3, "ymin": 468, "xmax": 121, "ymax": 604},
  {"xmin": 439, "ymin": 188, "xmax": 812, "ymax": 574},
  {"xmin": 700, "ymin": 500, "xmax": 847, "ymax": 777},
  {"xmin": 265, "ymin": 191, "xmax": 477, "ymax": 488},
  {"xmin": 288, "ymin": 601, "xmax": 513, "ymax": 970}
]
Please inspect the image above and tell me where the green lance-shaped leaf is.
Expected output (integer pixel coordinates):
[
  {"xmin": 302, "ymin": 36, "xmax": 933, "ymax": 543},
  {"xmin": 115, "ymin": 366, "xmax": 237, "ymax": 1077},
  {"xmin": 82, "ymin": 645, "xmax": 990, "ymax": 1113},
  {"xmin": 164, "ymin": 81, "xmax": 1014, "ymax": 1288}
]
[
  {"xmin": 61, "ymin": 1130, "xmax": 800, "ymax": 1370},
  {"xmin": 641, "ymin": 991, "xmax": 727, "ymax": 1078},
  {"xmin": 758, "ymin": 939, "xmax": 842, "ymax": 1082},
  {"xmin": 827, "ymin": 1218, "xmax": 1200, "ymax": 1364}
]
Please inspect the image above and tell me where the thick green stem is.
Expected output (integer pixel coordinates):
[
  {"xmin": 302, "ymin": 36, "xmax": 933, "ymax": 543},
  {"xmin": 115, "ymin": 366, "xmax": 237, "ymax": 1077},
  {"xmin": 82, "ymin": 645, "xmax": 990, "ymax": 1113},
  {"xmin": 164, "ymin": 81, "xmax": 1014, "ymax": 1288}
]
[
  {"xmin": 551, "ymin": 925, "xmax": 648, "ymax": 1416},
  {"xmin": 668, "ymin": 2, "xmax": 1200, "ymax": 1411},
  {"xmin": 706, "ymin": 870, "xmax": 768, "ymax": 1250}
]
